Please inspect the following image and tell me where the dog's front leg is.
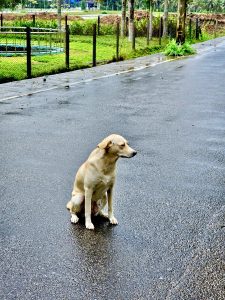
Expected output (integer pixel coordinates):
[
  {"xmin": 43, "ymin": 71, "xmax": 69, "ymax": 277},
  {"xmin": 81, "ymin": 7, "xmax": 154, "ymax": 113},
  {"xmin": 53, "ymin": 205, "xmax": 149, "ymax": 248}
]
[
  {"xmin": 108, "ymin": 187, "xmax": 118, "ymax": 225},
  {"xmin": 85, "ymin": 188, "xmax": 94, "ymax": 230}
]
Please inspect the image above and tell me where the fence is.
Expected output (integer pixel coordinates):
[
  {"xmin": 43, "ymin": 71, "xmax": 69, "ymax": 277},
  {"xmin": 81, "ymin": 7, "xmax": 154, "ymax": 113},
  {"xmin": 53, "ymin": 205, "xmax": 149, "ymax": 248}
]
[{"xmin": 0, "ymin": 14, "xmax": 217, "ymax": 83}]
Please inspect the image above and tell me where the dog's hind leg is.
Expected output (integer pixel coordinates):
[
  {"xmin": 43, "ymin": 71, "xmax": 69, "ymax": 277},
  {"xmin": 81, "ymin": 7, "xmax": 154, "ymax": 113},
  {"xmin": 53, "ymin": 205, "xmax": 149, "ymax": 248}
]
[
  {"xmin": 67, "ymin": 194, "xmax": 84, "ymax": 224},
  {"xmin": 98, "ymin": 192, "xmax": 108, "ymax": 219}
]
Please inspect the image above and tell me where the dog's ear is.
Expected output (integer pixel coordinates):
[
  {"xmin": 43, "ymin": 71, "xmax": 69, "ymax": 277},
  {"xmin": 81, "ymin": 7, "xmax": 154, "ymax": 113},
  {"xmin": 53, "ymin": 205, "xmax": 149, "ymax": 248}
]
[{"xmin": 98, "ymin": 138, "xmax": 112, "ymax": 150}]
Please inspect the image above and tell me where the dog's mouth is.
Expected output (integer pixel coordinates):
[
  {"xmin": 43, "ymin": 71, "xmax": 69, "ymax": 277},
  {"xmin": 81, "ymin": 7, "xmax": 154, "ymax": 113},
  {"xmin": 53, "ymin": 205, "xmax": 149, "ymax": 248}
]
[{"xmin": 119, "ymin": 151, "xmax": 137, "ymax": 158}]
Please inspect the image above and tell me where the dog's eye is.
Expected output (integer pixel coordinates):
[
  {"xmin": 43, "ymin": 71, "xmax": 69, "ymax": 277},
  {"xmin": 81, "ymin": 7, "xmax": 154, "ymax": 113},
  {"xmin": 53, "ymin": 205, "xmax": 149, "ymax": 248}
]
[{"xmin": 120, "ymin": 143, "xmax": 125, "ymax": 147}]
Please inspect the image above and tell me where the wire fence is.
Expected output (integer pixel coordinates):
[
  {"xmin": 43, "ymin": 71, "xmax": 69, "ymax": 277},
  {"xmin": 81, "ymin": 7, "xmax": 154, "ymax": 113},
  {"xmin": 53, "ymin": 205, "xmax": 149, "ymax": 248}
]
[
  {"xmin": 0, "ymin": 26, "xmax": 64, "ymax": 82},
  {"xmin": 0, "ymin": 16, "xmax": 217, "ymax": 83}
]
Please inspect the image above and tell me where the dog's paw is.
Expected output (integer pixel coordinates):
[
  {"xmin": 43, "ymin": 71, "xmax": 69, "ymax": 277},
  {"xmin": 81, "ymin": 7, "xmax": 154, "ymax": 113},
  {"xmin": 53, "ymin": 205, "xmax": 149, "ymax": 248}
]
[
  {"xmin": 109, "ymin": 216, "xmax": 118, "ymax": 225},
  {"xmin": 99, "ymin": 211, "xmax": 109, "ymax": 219},
  {"xmin": 71, "ymin": 214, "xmax": 79, "ymax": 224},
  {"xmin": 86, "ymin": 222, "xmax": 95, "ymax": 230}
]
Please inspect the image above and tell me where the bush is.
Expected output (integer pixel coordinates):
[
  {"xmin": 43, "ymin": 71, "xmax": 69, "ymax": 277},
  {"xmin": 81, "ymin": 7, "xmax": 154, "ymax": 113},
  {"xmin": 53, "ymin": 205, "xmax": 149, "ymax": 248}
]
[
  {"xmin": 13, "ymin": 19, "xmax": 58, "ymax": 29},
  {"xmin": 70, "ymin": 20, "xmax": 116, "ymax": 35},
  {"xmin": 70, "ymin": 20, "xmax": 95, "ymax": 35},
  {"xmin": 164, "ymin": 39, "xmax": 196, "ymax": 56},
  {"xmin": 134, "ymin": 16, "xmax": 177, "ymax": 38}
]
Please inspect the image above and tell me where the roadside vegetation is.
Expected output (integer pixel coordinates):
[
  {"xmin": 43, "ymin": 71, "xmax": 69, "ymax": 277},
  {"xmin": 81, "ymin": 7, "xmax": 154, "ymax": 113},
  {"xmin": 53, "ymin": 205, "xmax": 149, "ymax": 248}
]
[
  {"xmin": 164, "ymin": 39, "xmax": 196, "ymax": 56},
  {"xmin": 0, "ymin": 4, "xmax": 225, "ymax": 82}
]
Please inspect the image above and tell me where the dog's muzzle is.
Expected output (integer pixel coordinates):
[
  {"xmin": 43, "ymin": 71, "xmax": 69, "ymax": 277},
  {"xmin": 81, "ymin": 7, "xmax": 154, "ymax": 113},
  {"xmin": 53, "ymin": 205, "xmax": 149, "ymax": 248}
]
[{"xmin": 120, "ymin": 151, "xmax": 137, "ymax": 158}]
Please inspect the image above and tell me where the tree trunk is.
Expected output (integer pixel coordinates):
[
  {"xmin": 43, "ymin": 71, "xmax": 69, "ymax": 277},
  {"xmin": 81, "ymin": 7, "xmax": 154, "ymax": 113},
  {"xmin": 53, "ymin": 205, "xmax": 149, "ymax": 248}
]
[
  {"xmin": 163, "ymin": 0, "xmax": 168, "ymax": 37},
  {"xmin": 57, "ymin": 0, "xmax": 62, "ymax": 30},
  {"xmin": 121, "ymin": 0, "xmax": 127, "ymax": 37},
  {"xmin": 148, "ymin": 0, "xmax": 153, "ymax": 41},
  {"xmin": 128, "ymin": 0, "xmax": 135, "ymax": 42},
  {"xmin": 176, "ymin": 0, "xmax": 187, "ymax": 43}
]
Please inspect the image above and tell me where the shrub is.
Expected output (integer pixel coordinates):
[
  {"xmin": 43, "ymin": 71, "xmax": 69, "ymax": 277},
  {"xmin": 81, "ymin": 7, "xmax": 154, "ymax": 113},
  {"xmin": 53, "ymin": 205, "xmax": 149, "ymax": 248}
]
[
  {"xmin": 70, "ymin": 20, "xmax": 95, "ymax": 35},
  {"xmin": 70, "ymin": 20, "xmax": 116, "ymax": 35},
  {"xmin": 164, "ymin": 39, "xmax": 196, "ymax": 56},
  {"xmin": 13, "ymin": 19, "xmax": 58, "ymax": 29},
  {"xmin": 134, "ymin": 16, "xmax": 177, "ymax": 37}
]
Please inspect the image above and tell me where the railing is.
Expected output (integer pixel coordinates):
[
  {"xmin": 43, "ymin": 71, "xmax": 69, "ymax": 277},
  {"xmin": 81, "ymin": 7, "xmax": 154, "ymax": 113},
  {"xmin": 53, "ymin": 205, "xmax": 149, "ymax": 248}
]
[{"xmin": 0, "ymin": 26, "xmax": 64, "ymax": 56}]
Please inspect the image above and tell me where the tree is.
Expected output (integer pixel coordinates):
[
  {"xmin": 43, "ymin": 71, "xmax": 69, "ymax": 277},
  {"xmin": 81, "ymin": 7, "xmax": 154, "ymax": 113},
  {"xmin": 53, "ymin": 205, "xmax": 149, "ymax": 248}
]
[
  {"xmin": 57, "ymin": 0, "xmax": 62, "ymax": 30},
  {"xmin": 176, "ymin": 0, "xmax": 187, "ymax": 43},
  {"xmin": 0, "ymin": 0, "xmax": 20, "ymax": 8},
  {"xmin": 163, "ymin": 0, "xmax": 169, "ymax": 37},
  {"xmin": 147, "ymin": 0, "xmax": 153, "ymax": 41},
  {"xmin": 121, "ymin": 0, "xmax": 127, "ymax": 37},
  {"xmin": 128, "ymin": 0, "xmax": 135, "ymax": 41}
]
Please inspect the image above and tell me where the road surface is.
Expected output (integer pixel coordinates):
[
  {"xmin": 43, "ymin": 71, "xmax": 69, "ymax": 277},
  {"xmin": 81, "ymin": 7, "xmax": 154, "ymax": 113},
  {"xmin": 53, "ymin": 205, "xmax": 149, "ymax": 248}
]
[{"xmin": 1, "ymin": 40, "xmax": 225, "ymax": 299}]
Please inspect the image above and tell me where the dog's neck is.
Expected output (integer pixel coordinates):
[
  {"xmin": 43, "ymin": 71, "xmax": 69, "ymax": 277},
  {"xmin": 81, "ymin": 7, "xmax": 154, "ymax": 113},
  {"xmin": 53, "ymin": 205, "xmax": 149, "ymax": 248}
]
[{"xmin": 98, "ymin": 150, "xmax": 118, "ymax": 174}]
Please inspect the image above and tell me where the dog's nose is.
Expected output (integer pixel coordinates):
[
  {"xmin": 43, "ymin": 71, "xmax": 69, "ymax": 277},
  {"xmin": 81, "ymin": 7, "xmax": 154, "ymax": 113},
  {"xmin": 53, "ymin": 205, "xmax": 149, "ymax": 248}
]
[{"xmin": 132, "ymin": 151, "xmax": 137, "ymax": 157}]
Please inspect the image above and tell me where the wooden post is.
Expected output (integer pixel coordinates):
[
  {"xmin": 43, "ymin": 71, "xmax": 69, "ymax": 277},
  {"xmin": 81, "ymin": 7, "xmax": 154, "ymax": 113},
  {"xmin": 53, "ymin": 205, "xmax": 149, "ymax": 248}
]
[
  {"xmin": 116, "ymin": 21, "xmax": 120, "ymax": 61},
  {"xmin": 65, "ymin": 24, "xmax": 69, "ymax": 69},
  {"xmin": 26, "ymin": 27, "xmax": 32, "ymax": 79},
  {"xmin": 93, "ymin": 24, "xmax": 97, "ymax": 67}
]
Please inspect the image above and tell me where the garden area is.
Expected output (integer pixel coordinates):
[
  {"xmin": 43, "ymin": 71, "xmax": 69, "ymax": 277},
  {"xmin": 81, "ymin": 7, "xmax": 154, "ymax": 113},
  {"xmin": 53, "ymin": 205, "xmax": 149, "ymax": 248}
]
[{"xmin": 1, "ymin": 11, "xmax": 225, "ymax": 83}]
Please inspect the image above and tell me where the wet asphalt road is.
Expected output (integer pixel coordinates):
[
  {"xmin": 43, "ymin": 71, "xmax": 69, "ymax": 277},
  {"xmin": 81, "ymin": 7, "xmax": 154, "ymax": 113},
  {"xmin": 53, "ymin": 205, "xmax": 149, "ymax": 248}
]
[{"xmin": 1, "ymin": 41, "xmax": 225, "ymax": 300}]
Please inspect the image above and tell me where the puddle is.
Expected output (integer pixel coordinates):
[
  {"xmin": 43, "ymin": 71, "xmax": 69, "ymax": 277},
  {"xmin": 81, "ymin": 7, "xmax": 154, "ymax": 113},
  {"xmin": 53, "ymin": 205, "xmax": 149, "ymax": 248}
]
[
  {"xmin": 58, "ymin": 100, "xmax": 70, "ymax": 105},
  {"xmin": 4, "ymin": 111, "xmax": 22, "ymax": 115}
]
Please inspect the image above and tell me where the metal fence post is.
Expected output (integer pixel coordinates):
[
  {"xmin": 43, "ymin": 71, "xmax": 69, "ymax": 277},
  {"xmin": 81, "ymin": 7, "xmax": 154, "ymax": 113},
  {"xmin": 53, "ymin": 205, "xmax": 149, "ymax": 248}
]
[
  {"xmin": 147, "ymin": 17, "xmax": 150, "ymax": 46},
  {"xmin": 65, "ymin": 24, "xmax": 69, "ymax": 69},
  {"xmin": 93, "ymin": 23, "xmax": 97, "ymax": 67},
  {"xmin": 98, "ymin": 15, "xmax": 100, "ymax": 35},
  {"xmin": 189, "ymin": 18, "xmax": 192, "ymax": 40},
  {"xmin": 159, "ymin": 17, "xmax": 163, "ymax": 45},
  {"xmin": 116, "ymin": 21, "xmax": 120, "ymax": 61},
  {"xmin": 196, "ymin": 18, "xmax": 199, "ymax": 40},
  {"xmin": 32, "ymin": 15, "xmax": 35, "ymax": 27},
  {"xmin": 132, "ymin": 25, "xmax": 135, "ymax": 51},
  {"xmin": 126, "ymin": 16, "xmax": 129, "ymax": 36},
  {"xmin": 26, "ymin": 27, "xmax": 32, "ymax": 79},
  {"xmin": 214, "ymin": 19, "xmax": 218, "ymax": 39},
  {"xmin": 65, "ymin": 15, "xmax": 68, "ymax": 28},
  {"xmin": 1, "ymin": 14, "xmax": 3, "ymax": 28}
]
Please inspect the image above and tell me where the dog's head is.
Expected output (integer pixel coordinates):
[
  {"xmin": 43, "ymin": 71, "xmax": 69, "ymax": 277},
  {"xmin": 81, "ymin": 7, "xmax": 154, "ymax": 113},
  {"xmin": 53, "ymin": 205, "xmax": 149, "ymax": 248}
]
[{"xmin": 98, "ymin": 134, "xmax": 137, "ymax": 158}]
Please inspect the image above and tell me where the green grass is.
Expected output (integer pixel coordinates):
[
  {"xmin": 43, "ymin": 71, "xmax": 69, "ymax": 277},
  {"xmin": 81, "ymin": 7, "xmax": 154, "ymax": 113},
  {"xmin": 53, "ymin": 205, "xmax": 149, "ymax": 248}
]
[
  {"xmin": 0, "ymin": 35, "xmax": 167, "ymax": 82},
  {"xmin": 1, "ymin": 25, "xmax": 225, "ymax": 83}
]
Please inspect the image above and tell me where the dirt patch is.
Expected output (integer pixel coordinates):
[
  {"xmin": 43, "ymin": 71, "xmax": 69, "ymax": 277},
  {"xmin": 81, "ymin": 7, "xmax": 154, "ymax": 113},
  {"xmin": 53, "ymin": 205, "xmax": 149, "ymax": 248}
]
[{"xmin": 1, "ymin": 12, "xmax": 82, "ymax": 21}]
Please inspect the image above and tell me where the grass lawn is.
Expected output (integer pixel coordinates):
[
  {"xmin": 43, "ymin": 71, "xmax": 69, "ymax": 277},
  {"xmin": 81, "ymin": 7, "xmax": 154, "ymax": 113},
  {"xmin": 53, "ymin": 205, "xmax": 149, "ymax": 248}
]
[{"xmin": 0, "ymin": 35, "xmax": 167, "ymax": 83}]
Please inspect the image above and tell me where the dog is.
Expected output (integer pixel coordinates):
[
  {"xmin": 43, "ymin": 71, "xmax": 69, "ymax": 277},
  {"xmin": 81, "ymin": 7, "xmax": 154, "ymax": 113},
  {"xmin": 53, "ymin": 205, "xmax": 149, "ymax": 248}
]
[{"xmin": 66, "ymin": 134, "xmax": 137, "ymax": 230}]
